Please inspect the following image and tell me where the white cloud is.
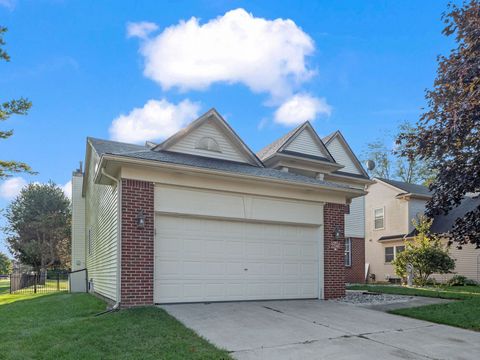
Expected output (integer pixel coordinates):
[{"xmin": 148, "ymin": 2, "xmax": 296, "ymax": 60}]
[
  {"xmin": 274, "ymin": 93, "xmax": 332, "ymax": 126},
  {"xmin": 0, "ymin": 177, "xmax": 27, "ymax": 200},
  {"xmin": 61, "ymin": 181, "xmax": 72, "ymax": 199},
  {"xmin": 0, "ymin": 0, "xmax": 16, "ymax": 10},
  {"xmin": 109, "ymin": 98, "xmax": 200, "ymax": 143},
  {"xmin": 127, "ymin": 21, "xmax": 159, "ymax": 39},
  {"xmin": 131, "ymin": 8, "xmax": 315, "ymax": 99}
]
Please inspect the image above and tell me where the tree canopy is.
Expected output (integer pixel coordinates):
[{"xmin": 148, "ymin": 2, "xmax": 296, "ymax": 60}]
[
  {"xmin": 0, "ymin": 26, "xmax": 34, "ymax": 179},
  {"xmin": 397, "ymin": 1, "xmax": 480, "ymax": 247},
  {"xmin": 363, "ymin": 121, "xmax": 435, "ymax": 185},
  {"xmin": 5, "ymin": 182, "xmax": 71, "ymax": 271}
]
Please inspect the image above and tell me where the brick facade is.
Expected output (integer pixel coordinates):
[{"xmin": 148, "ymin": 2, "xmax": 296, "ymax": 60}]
[
  {"xmin": 323, "ymin": 203, "xmax": 348, "ymax": 299},
  {"xmin": 345, "ymin": 237, "xmax": 365, "ymax": 284},
  {"xmin": 121, "ymin": 179, "xmax": 155, "ymax": 307}
]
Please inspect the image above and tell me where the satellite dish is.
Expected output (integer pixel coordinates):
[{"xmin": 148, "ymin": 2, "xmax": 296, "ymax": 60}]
[{"xmin": 365, "ymin": 160, "xmax": 376, "ymax": 171}]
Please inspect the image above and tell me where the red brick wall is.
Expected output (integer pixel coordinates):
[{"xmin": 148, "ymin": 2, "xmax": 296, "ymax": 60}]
[
  {"xmin": 345, "ymin": 237, "xmax": 365, "ymax": 284},
  {"xmin": 121, "ymin": 179, "xmax": 155, "ymax": 307},
  {"xmin": 324, "ymin": 203, "xmax": 347, "ymax": 299}
]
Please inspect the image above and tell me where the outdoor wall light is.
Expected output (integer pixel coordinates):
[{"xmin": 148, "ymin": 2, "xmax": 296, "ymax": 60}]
[
  {"xmin": 136, "ymin": 209, "xmax": 146, "ymax": 228},
  {"xmin": 333, "ymin": 226, "xmax": 341, "ymax": 240}
]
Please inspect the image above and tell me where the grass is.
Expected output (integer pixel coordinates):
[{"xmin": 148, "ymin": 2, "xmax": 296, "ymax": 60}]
[
  {"xmin": 0, "ymin": 291, "xmax": 231, "ymax": 359},
  {"xmin": 348, "ymin": 284, "xmax": 480, "ymax": 331}
]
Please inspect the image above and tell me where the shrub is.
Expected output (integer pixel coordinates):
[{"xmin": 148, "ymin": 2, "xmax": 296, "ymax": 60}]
[{"xmin": 447, "ymin": 275, "xmax": 478, "ymax": 286}]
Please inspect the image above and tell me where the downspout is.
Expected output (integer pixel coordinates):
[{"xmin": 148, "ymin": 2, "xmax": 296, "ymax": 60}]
[{"xmin": 100, "ymin": 168, "xmax": 122, "ymax": 312}]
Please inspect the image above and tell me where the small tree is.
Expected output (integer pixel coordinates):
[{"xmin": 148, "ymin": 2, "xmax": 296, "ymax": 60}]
[
  {"xmin": 393, "ymin": 216, "xmax": 455, "ymax": 286},
  {"xmin": 0, "ymin": 252, "xmax": 12, "ymax": 274}
]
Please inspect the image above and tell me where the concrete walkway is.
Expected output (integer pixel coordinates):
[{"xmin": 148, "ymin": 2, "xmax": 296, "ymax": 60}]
[{"xmin": 161, "ymin": 300, "xmax": 480, "ymax": 360}]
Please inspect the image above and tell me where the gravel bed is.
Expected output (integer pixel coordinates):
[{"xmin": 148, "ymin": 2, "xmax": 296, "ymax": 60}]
[{"xmin": 332, "ymin": 290, "xmax": 414, "ymax": 305}]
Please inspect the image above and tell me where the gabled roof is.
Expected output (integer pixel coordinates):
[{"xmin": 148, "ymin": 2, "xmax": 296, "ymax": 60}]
[
  {"xmin": 256, "ymin": 121, "xmax": 335, "ymax": 163},
  {"xmin": 376, "ymin": 178, "xmax": 432, "ymax": 197},
  {"xmin": 405, "ymin": 194, "xmax": 480, "ymax": 237},
  {"xmin": 153, "ymin": 108, "xmax": 264, "ymax": 167},
  {"xmin": 88, "ymin": 137, "xmax": 364, "ymax": 194},
  {"xmin": 323, "ymin": 130, "xmax": 369, "ymax": 178}
]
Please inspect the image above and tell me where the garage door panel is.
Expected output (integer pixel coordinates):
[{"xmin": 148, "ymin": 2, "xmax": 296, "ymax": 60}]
[{"xmin": 154, "ymin": 215, "xmax": 321, "ymax": 303}]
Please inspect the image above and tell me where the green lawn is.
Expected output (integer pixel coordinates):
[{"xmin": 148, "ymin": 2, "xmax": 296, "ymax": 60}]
[
  {"xmin": 0, "ymin": 291, "xmax": 231, "ymax": 359},
  {"xmin": 348, "ymin": 284, "xmax": 480, "ymax": 331}
]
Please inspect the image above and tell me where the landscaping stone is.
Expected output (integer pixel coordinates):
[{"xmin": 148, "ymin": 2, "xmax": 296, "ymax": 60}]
[{"xmin": 332, "ymin": 290, "xmax": 414, "ymax": 305}]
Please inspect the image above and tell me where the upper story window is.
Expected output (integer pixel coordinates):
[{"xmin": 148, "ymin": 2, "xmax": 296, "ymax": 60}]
[
  {"xmin": 344, "ymin": 238, "xmax": 352, "ymax": 267},
  {"xmin": 374, "ymin": 207, "xmax": 385, "ymax": 230},
  {"xmin": 195, "ymin": 137, "xmax": 221, "ymax": 152}
]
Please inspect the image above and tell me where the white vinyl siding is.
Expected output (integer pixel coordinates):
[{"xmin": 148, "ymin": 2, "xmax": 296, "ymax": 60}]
[
  {"xmin": 168, "ymin": 120, "xmax": 250, "ymax": 164},
  {"xmin": 345, "ymin": 196, "xmax": 365, "ymax": 238},
  {"xmin": 71, "ymin": 174, "xmax": 86, "ymax": 271},
  {"xmin": 285, "ymin": 129, "xmax": 329, "ymax": 158},
  {"xmin": 85, "ymin": 150, "xmax": 119, "ymax": 301},
  {"xmin": 325, "ymin": 137, "xmax": 362, "ymax": 175},
  {"xmin": 374, "ymin": 208, "xmax": 385, "ymax": 230}
]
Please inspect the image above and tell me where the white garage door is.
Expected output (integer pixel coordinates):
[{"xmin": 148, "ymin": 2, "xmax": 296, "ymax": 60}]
[{"xmin": 154, "ymin": 215, "xmax": 320, "ymax": 303}]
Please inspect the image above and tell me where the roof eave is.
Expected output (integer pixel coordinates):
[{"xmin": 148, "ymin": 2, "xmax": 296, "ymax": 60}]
[{"xmin": 96, "ymin": 153, "xmax": 367, "ymax": 198}]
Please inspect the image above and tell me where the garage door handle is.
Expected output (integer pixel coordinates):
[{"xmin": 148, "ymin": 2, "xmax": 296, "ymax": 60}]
[{"xmin": 244, "ymin": 268, "xmax": 248, "ymax": 271}]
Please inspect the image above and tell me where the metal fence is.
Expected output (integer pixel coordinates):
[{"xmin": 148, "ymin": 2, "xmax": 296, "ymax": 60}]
[{"xmin": 10, "ymin": 270, "xmax": 69, "ymax": 294}]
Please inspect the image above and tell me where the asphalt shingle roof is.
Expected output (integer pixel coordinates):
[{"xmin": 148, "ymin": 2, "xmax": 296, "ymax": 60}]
[
  {"xmin": 256, "ymin": 123, "xmax": 304, "ymax": 161},
  {"xmin": 88, "ymin": 137, "xmax": 356, "ymax": 191},
  {"xmin": 377, "ymin": 178, "xmax": 432, "ymax": 196},
  {"xmin": 430, "ymin": 195, "xmax": 480, "ymax": 234}
]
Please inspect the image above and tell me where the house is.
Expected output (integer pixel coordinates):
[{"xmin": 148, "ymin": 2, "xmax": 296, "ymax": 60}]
[
  {"xmin": 71, "ymin": 109, "xmax": 370, "ymax": 307},
  {"xmin": 365, "ymin": 177, "xmax": 480, "ymax": 283}
]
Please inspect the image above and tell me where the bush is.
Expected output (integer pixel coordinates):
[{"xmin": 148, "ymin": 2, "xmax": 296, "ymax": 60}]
[{"xmin": 447, "ymin": 275, "xmax": 478, "ymax": 286}]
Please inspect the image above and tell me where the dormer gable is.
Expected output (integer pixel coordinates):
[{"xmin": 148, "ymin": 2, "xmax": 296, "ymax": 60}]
[
  {"xmin": 323, "ymin": 131, "xmax": 369, "ymax": 177},
  {"xmin": 258, "ymin": 122, "xmax": 335, "ymax": 163},
  {"xmin": 153, "ymin": 109, "xmax": 263, "ymax": 167}
]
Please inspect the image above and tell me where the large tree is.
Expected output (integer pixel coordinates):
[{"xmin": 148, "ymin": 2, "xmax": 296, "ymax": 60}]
[
  {"xmin": 0, "ymin": 26, "xmax": 34, "ymax": 179},
  {"xmin": 5, "ymin": 182, "xmax": 71, "ymax": 271},
  {"xmin": 362, "ymin": 122, "xmax": 435, "ymax": 184},
  {"xmin": 397, "ymin": 1, "xmax": 480, "ymax": 247}
]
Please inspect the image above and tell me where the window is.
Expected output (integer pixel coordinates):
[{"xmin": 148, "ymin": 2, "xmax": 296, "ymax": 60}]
[
  {"xmin": 396, "ymin": 245, "xmax": 405, "ymax": 255},
  {"xmin": 344, "ymin": 238, "xmax": 352, "ymax": 267},
  {"xmin": 196, "ymin": 137, "xmax": 221, "ymax": 152},
  {"xmin": 385, "ymin": 247, "xmax": 394, "ymax": 263},
  {"xmin": 374, "ymin": 208, "xmax": 385, "ymax": 230}
]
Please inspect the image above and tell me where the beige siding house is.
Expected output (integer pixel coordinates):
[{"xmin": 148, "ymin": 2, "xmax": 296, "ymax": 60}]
[
  {"xmin": 365, "ymin": 178, "xmax": 480, "ymax": 283},
  {"xmin": 71, "ymin": 109, "xmax": 370, "ymax": 307}
]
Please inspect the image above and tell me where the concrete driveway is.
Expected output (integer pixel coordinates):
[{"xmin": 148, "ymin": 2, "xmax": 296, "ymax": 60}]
[{"xmin": 161, "ymin": 300, "xmax": 480, "ymax": 360}]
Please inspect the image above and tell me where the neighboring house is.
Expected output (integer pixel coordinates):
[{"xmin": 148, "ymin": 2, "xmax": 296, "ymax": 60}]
[
  {"xmin": 71, "ymin": 109, "xmax": 370, "ymax": 307},
  {"xmin": 365, "ymin": 178, "xmax": 480, "ymax": 283}
]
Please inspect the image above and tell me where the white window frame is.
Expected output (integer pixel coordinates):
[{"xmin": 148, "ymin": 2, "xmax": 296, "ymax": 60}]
[
  {"xmin": 374, "ymin": 207, "xmax": 385, "ymax": 230},
  {"xmin": 384, "ymin": 246, "xmax": 394, "ymax": 263},
  {"xmin": 344, "ymin": 237, "xmax": 352, "ymax": 267}
]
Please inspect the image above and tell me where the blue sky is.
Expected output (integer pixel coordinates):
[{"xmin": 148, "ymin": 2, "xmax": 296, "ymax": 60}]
[{"xmin": 0, "ymin": 0, "xmax": 458, "ymax": 255}]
